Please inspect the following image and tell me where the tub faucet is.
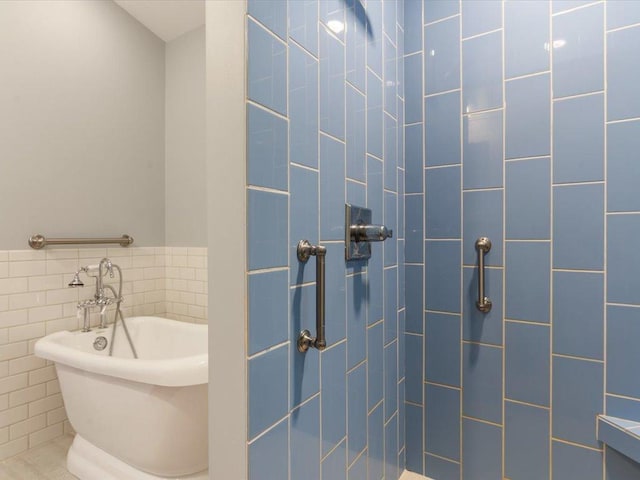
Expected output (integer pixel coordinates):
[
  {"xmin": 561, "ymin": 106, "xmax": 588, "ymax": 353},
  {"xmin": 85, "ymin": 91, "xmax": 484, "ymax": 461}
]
[{"xmin": 70, "ymin": 258, "xmax": 123, "ymax": 332}]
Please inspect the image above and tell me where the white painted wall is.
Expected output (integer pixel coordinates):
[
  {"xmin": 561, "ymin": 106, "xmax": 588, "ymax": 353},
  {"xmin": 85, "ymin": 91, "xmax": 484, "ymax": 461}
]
[
  {"xmin": 0, "ymin": 0, "xmax": 166, "ymax": 250},
  {"xmin": 165, "ymin": 27, "xmax": 207, "ymax": 248}
]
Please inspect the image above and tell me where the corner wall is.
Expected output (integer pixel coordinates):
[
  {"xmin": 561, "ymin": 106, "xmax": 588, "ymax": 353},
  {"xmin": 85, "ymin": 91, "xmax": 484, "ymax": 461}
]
[
  {"xmin": 245, "ymin": 1, "xmax": 405, "ymax": 478},
  {"xmin": 405, "ymin": 0, "xmax": 640, "ymax": 478}
]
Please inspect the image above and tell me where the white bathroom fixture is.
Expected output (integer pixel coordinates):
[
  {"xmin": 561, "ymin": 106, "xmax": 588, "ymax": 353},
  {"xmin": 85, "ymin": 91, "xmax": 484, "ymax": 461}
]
[{"xmin": 35, "ymin": 316, "xmax": 208, "ymax": 479}]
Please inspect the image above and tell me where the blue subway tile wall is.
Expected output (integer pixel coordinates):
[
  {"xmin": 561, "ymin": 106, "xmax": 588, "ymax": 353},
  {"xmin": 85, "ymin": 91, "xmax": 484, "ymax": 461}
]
[
  {"xmin": 408, "ymin": 0, "xmax": 640, "ymax": 478},
  {"xmin": 246, "ymin": 1, "xmax": 404, "ymax": 479}
]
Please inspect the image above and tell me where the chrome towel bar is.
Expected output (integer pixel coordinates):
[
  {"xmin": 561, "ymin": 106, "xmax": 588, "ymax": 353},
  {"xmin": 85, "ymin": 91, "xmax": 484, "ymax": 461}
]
[
  {"xmin": 475, "ymin": 237, "xmax": 492, "ymax": 313},
  {"xmin": 28, "ymin": 234, "xmax": 134, "ymax": 250},
  {"xmin": 296, "ymin": 240, "xmax": 327, "ymax": 353}
]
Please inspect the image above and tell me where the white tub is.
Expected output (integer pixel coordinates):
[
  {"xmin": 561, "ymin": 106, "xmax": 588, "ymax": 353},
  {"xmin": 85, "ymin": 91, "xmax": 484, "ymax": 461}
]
[{"xmin": 34, "ymin": 316, "xmax": 208, "ymax": 480}]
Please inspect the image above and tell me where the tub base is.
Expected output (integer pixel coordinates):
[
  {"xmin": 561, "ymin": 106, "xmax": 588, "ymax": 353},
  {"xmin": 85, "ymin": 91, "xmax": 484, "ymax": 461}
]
[{"xmin": 67, "ymin": 435, "xmax": 208, "ymax": 480}]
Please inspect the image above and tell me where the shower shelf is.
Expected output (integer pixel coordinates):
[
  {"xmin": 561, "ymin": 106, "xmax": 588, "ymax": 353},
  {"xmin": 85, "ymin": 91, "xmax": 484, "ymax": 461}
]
[{"xmin": 597, "ymin": 415, "xmax": 640, "ymax": 463}]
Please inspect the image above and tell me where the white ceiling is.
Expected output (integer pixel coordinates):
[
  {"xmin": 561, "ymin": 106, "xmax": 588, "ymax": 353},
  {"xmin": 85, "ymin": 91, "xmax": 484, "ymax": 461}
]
[{"xmin": 113, "ymin": 0, "xmax": 205, "ymax": 42}]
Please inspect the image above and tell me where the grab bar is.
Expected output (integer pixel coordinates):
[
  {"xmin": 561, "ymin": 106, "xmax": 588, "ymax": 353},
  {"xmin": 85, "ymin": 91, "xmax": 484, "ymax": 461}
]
[
  {"xmin": 296, "ymin": 240, "xmax": 327, "ymax": 352},
  {"xmin": 475, "ymin": 237, "xmax": 492, "ymax": 313},
  {"xmin": 28, "ymin": 234, "xmax": 134, "ymax": 250}
]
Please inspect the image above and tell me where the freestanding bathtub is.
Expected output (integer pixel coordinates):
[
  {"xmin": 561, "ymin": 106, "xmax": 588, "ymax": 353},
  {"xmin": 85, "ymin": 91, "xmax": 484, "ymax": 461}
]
[{"xmin": 34, "ymin": 316, "xmax": 208, "ymax": 480}]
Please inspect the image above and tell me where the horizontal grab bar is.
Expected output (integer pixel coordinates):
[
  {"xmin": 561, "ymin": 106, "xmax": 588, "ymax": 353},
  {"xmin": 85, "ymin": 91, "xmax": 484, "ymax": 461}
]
[{"xmin": 28, "ymin": 234, "xmax": 134, "ymax": 250}]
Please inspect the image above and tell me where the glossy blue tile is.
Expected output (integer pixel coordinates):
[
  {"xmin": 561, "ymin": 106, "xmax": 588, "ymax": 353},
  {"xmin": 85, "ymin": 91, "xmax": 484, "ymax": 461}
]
[
  {"xmin": 384, "ymin": 37, "xmax": 397, "ymax": 118},
  {"xmin": 552, "ymin": 441, "xmax": 602, "ymax": 480},
  {"xmin": 320, "ymin": 0, "xmax": 345, "ymax": 41},
  {"xmin": 552, "ymin": 1, "xmax": 592, "ymax": 14},
  {"xmin": 384, "ymin": 414, "xmax": 399, "ymax": 480},
  {"xmin": 405, "ymin": 194, "xmax": 424, "ymax": 263},
  {"xmin": 607, "ymin": 305, "xmax": 640, "ymax": 398},
  {"xmin": 405, "ymin": 124, "xmax": 424, "ymax": 193},
  {"xmin": 367, "ymin": 0, "xmax": 383, "ymax": 77},
  {"xmin": 505, "ymin": 0, "xmax": 550, "ymax": 78},
  {"xmin": 463, "ymin": 266, "xmax": 503, "ymax": 346},
  {"xmin": 384, "ymin": 194, "xmax": 398, "ymax": 266},
  {"xmin": 346, "ymin": 85, "xmax": 366, "ymax": 182},
  {"xmin": 249, "ymin": 418, "xmax": 288, "ymax": 480},
  {"xmin": 248, "ymin": 20, "xmax": 287, "ymax": 115},
  {"xmin": 248, "ymin": 190, "xmax": 288, "ymax": 271},
  {"xmin": 505, "ymin": 401, "xmax": 550, "ymax": 480},
  {"xmin": 383, "ymin": 0, "xmax": 397, "ymax": 44},
  {"xmin": 553, "ymin": 271, "xmax": 604, "ymax": 359},
  {"xmin": 405, "ymin": 333, "xmax": 423, "ymax": 404},
  {"xmin": 289, "ymin": 0, "xmax": 318, "ymax": 55},
  {"xmin": 463, "ymin": 189, "xmax": 503, "ymax": 266},
  {"xmin": 608, "ymin": 215, "xmax": 640, "ymax": 305},
  {"xmin": 426, "ymin": 166, "xmax": 461, "ymax": 238},
  {"xmin": 347, "ymin": 180, "xmax": 366, "ymax": 208},
  {"xmin": 608, "ymin": 395, "xmax": 640, "ymax": 424},
  {"xmin": 463, "ymin": 109, "xmax": 503, "ymax": 189},
  {"xmin": 368, "ymin": 402, "xmax": 384, "ymax": 480},
  {"xmin": 462, "ymin": 0, "xmax": 501, "ymax": 38},
  {"xmin": 324, "ymin": 243, "xmax": 347, "ymax": 345},
  {"xmin": 248, "ymin": 0, "xmax": 286, "ymax": 40},
  {"xmin": 321, "ymin": 342, "xmax": 346, "ymax": 456},
  {"xmin": 425, "ymin": 312, "xmax": 461, "ymax": 387},
  {"xmin": 291, "ymin": 285, "xmax": 320, "ymax": 408},
  {"xmin": 425, "ymin": 240, "xmax": 461, "ymax": 313},
  {"xmin": 319, "ymin": 134, "xmax": 345, "ymax": 241},
  {"xmin": 367, "ymin": 70, "xmax": 384, "ymax": 158},
  {"xmin": 505, "ymin": 322, "xmax": 550, "ymax": 406},
  {"xmin": 552, "ymin": 3, "xmax": 604, "ymax": 98},
  {"xmin": 346, "ymin": 275, "xmax": 367, "ymax": 371},
  {"xmin": 553, "ymin": 356, "xmax": 603, "ymax": 448},
  {"xmin": 322, "ymin": 440, "xmax": 346, "ymax": 480},
  {"xmin": 368, "ymin": 242, "xmax": 384, "ymax": 326},
  {"xmin": 347, "ymin": 363, "xmax": 367, "ymax": 465},
  {"xmin": 425, "ymin": 90, "xmax": 461, "ymax": 167},
  {"xmin": 368, "ymin": 321, "xmax": 384, "ymax": 410},
  {"xmin": 463, "ymin": 343, "xmax": 503, "ymax": 424},
  {"xmin": 248, "ymin": 345, "xmax": 288, "ymax": 439},
  {"xmin": 608, "ymin": 26, "xmax": 640, "ymax": 121},
  {"xmin": 462, "ymin": 418, "xmax": 502, "ymax": 480},
  {"xmin": 320, "ymin": 27, "xmax": 345, "ymax": 140},
  {"xmin": 406, "ymin": 403, "xmax": 424, "ymax": 474},
  {"xmin": 397, "ymin": 0, "xmax": 405, "ymax": 30},
  {"xmin": 608, "ymin": 1, "xmax": 640, "ymax": 30},
  {"xmin": 424, "ymin": 0, "xmax": 459, "ymax": 24},
  {"xmin": 291, "ymin": 396, "xmax": 321, "ymax": 480},
  {"xmin": 425, "ymin": 384, "xmax": 461, "ymax": 460},
  {"xmin": 384, "ymin": 340, "xmax": 398, "ymax": 421},
  {"xmin": 505, "ymin": 241, "xmax": 550, "ymax": 323},
  {"xmin": 346, "ymin": 2, "xmax": 366, "ymax": 92},
  {"xmin": 505, "ymin": 74, "xmax": 551, "ymax": 159},
  {"xmin": 405, "ymin": 0, "xmax": 423, "ymax": 54},
  {"xmin": 289, "ymin": 43, "xmax": 318, "ymax": 169},
  {"xmin": 425, "ymin": 454, "xmax": 460, "ymax": 480},
  {"xmin": 384, "ymin": 268, "xmax": 398, "ymax": 345},
  {"xmin": 348, "ymin": 451, "xmax": 367, "ymax": 480},
  {"xmin": 398, "ymin": 174, "xmax": 405, "ymax": 243},
  {"xmin": 404, "ymin": 53, "xmax": 423, "ymax": 124},
  {"xmin": 608, "ymin": 120, "xmax": 640, "ymax": 212},
  {"xmin": 462, "ymin": 31, "xmax": 503, "ymax": 113},
  {"xmin": 290, "ymin": 166, "xmax": 318, "ymax": 285},
  {"xmin": 554, "ymin": 93, "xmax": 604, "ymax": 183},
  {"xmin": 398, "ymin": 311, "xmax": 406, "ymax": 380},
  {"xmin": 368, "ymin": 155, "xmax": 384, "ymax": 225},
  {"xmin": 553, "ymin": 184, "xmax": 604, "ymax": 270},
  {"xmin": 384, "ymin": 115, "xmax": 398, "ymax": 191},
  {"xmin": 425, "ymin": 17, "xmax": 460, "ymax": 95},
  {"xmin": 606, "ymin": 446, "xmax": 640, "ymax": 480},
  {"xmin": 405, "ymin": 264, "xmax": 424, "ymax": 333},
  {"xmin": 506, "ymin": 158, "xmax": 551, "ymax": 239},
  {"xmin": 248, "ymin": 270, "xmax": 288, "ymax": 355},
  {"xmin": 247, "ymin": 104, "xmax": 288, "ymax": 191}
]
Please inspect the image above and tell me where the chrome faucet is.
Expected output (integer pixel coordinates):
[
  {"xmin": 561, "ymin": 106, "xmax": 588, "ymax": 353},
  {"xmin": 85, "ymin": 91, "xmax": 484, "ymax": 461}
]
[{"xmin": 70, "ymin": 258, "xmax": 123, "ymax": 332}]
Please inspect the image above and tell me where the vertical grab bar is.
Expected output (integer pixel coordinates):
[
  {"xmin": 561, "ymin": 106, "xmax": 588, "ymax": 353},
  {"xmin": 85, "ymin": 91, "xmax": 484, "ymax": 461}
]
[
  {"xmin": 297, "ymin": 240, "xmax": 327, "ymax": 352},
  {"xmin": 475, "ymin": 237, "xmax": 492, "ymax": 313}
]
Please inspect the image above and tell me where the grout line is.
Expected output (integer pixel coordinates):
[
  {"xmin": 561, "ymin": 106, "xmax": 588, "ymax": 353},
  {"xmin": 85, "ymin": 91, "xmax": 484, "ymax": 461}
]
[
  {"xmin": 606, "ymin": 21, "xmax": 640, "ymax": 34},
  {"xmin": 551, "ymin": 1, "xmax": 604, "ymax": 18},
  {"xmin": 461, "ymin": 28, "xmax": 503, "ymax": 42},
  {"xmin": 552, "ymin": 437, "xmax": 603, "ymax": 453},
  {"xmin": 553, "ymin": 90, "xmax": 605, "ymax": 103},
  {"xmin": 505, "ymin": 70, "xmax": 551, "ymax": 82},
  {"xmin": 424, "ymin": 13, "xmax": 460, "ymax": 28}
]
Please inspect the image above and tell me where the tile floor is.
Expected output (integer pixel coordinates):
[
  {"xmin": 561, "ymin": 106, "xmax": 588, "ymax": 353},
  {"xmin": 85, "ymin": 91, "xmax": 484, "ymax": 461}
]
[{"xmin": 0, "ymin": 434, "xmax": 76, "ymax": 479}]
